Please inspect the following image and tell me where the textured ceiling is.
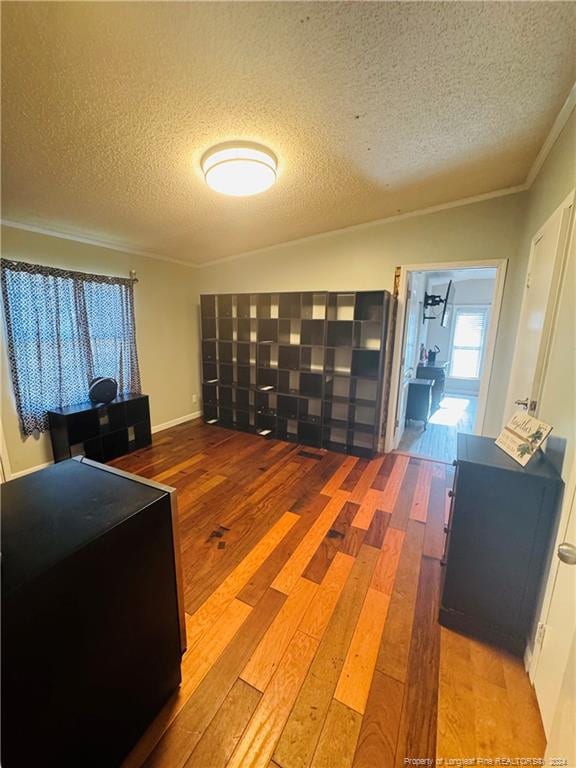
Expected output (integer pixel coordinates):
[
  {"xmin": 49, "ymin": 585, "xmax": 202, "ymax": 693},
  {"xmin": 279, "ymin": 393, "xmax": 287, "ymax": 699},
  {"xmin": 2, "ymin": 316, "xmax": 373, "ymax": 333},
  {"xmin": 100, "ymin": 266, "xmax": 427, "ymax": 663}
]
[{"xmin": 2, "ymin": 2, "xmax": 575, "ymax": 265}]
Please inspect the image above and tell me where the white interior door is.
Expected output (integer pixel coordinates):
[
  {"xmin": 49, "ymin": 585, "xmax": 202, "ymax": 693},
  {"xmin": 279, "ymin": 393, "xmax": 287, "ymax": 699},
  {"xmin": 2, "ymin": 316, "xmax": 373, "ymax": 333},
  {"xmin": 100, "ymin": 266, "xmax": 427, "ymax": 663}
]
[
  {"xmin": 533, "ymin": 478, "xmax": 576, "ymax": 742},
  {"xmin": 394, "ymin": 273, "xmax": 420, "ymax": 446},
  {"xmin": 504, "ymin": 194, "xmax": 574, "ymax": 423}
]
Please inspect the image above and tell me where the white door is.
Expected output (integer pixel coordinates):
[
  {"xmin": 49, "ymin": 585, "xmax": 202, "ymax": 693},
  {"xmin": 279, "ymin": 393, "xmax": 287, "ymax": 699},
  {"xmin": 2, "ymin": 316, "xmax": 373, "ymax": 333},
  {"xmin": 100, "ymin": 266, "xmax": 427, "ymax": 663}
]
[
  {"xmin": 504, "ymin": 193, "xmax": 574, "ymax": 422},
  {"xmin": 394, "ymin": 273, "xmax": 421, "ymax": 445},
  {"xmin": 533, "ymin": 477, "xmax": 576, "ymax": 742}
]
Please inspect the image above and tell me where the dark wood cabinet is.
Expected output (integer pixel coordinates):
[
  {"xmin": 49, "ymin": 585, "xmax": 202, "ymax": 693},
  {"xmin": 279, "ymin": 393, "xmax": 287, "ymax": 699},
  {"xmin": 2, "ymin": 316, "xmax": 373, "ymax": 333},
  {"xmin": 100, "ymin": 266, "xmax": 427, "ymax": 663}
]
[
  {"xmin": 48, "ymin": 393, "xmax": 151, "ymax": 463},
  {"xmin": 405, "ymin": 378, "xmax": 433, "ymax": 427},
  {"xmin": 200, "ymin": 291, "xmax": 391, "ymax": 458},
  {"xmin": 439, "ymin": 433, "xmax": 563, "ymax": 655},
  {"xmin": 1, "ymin": 458, "xmax": 186, "ymax": 767},
  {"xmin": 416, "ymin": 362, "xmax": 447, "ymax": 411}
]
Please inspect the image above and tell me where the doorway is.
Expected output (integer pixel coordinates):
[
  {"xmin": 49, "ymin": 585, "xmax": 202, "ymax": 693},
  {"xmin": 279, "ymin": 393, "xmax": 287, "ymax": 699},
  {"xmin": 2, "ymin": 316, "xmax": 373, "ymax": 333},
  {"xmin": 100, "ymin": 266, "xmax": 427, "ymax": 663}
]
[{"xmin": 385, "ymin": 261, "xmax": 506, "ymax": 463}]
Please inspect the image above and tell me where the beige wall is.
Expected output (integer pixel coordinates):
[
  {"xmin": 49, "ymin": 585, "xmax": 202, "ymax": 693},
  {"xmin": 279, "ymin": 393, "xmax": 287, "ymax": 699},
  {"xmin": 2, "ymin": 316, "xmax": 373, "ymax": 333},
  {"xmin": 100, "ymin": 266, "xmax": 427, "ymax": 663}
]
[
  {"xmin": 1, "ymin": 226, "xmax": 202, "ymax": 474},
  {"xmin": 197, "ymin": 193, "xmax": 528, "ymax": 436}
]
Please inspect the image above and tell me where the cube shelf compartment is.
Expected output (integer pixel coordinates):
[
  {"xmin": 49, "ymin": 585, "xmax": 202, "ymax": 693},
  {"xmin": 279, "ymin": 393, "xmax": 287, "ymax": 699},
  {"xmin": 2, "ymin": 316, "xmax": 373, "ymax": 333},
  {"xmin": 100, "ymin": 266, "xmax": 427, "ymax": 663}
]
[
  {"xmin": 301, "ymin": 320, "xmax": 325, "ymax": 346},
  {"xmin": 277, "ymin": 395, "xmax": 299, "ymax": 419},
  {"xmin": 258, "ymin": 319, "xmax": 278, "ymax": 343},
  {"xmin": 327, "ymin": 321, "xmax": 353, "ymax": 347},
  {"xmin": 278, "ymin": 369, "xmax": 300, "ymax": 394},
  {"xmin": 202, "ymin": 318, "xmax": 216, "ymax": 340},
  {"xmin": 279, "ymin": 319, "xmax": 301, "ymax": 345},
  {"xmin": 279, "ymin": 345, "xmax": 300, "ymax": 371},
  {"xmin": 200, "ymin": 290, "xmax": 390, "ymax": 456}
]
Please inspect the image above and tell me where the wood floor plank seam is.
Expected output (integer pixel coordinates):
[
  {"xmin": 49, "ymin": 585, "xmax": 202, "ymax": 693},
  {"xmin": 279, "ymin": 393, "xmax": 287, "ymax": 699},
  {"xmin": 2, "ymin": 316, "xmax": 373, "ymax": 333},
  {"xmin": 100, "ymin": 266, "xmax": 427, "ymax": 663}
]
[
  {"xmin": 151, "ymin": 452, "xmax": 208, "ymax": 483},
  {"xmin": 271, "ymin": 490, "xmax": 351, "ymax": 595},
  {"xmin": 381, "ymin": 454, "xmax": 410, "ymax": 514},
  {"xmin": 334, "ymin": 586, "xmax": 391, "ymax": 715},
  {"xmin": 185, "ymin": 511, "xmax": 299, "ymax": 650},
  {"xmin": 394, "ymin": 555, "xmax": 441, "ymax": 765},
  {"xmin": 111, "ymin": 423, "xmax": 546, "ymax": 768},
  {"xmin": 273, "ymin": 545, "xmax": 380, "ymax": 768},
  {"xmin": 351, "ymin": 670, "xmax": 404, "ymax": 768},
  {"xmin": 372, "ymin": 527, "xmax": 405, "ymax": 596},
  {"xmin": 389, "ymin": 457, "xmax": 419, "ymax": 530},
  {"xmin": 302, "ymin": 500, "xmax": 363, "ymax": 584},
  {"xmin": 237, "ymin": 495, "xmax": 332, "ymax": 607},
  {"xmin": 298, "ymin": 552, "xmax": 356, "ymax": 641},
  {"xmin": 142, "ymin": 588, "xmax": 287, "ymax": 768},
  {"xmin": 227, "ymin": 630, "xmax": 320, "ymax": 768},
  {"xmin": 182, "ymin": 679, "xmax": 262, "ymax": 768},
  {"xmin": 241, "ymin": 577, "xmax": 319, "ymax": 692},
  {"xmin": 409, "ymin": 461, "xmax": 433, "ymax": 523},
  {"xmin": 309, "ymin": 699, "xmax": 362, "ymax": 768},
  {"xmin": 320, "ymin": 455, "xmax": 359, "ymax": 496},
  {"xmin": 375, "ymin": 520, "xmax": 425, "ymax": 683},
  {"xmin": 348, "ymin": 457, "xmax": 385, "ymax": 504}
]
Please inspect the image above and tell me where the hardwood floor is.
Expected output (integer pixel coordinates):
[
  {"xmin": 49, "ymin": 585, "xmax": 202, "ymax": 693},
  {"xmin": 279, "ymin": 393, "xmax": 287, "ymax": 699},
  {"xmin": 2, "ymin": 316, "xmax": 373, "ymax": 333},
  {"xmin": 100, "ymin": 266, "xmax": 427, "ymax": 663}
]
[
  {"xmin": 113, "ymin": 420, "xmax": 545, "ymax": 768},
  {"xmin": 398, "ymin": 395, "xmax": 478, "ymax": 463}
]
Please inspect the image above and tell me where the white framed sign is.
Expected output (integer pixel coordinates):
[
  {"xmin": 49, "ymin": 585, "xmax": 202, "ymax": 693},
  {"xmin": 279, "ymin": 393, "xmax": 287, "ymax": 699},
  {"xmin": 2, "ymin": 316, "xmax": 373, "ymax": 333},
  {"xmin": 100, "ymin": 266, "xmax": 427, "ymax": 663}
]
[{"xmin": 495, "ymin": 411, "xmax": 553, "ymax": 467}]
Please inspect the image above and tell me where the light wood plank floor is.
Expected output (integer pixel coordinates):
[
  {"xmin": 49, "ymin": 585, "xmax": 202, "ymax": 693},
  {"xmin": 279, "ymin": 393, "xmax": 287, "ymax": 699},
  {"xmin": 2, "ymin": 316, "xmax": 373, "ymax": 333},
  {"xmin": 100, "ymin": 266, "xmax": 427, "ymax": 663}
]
[
  {"xmin": 112, "ymin": 420, "xmax": 545, "ymax": 768},
  {"xmin": 398, "ymin": 395, "xmax": 478, "ymax": 463}
]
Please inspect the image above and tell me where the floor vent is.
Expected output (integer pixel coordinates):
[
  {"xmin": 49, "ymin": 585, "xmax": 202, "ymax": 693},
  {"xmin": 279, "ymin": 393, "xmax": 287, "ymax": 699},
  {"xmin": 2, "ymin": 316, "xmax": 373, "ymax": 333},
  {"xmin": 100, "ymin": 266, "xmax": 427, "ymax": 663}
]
[{"xmin": 298, "ymin": 450, "xmax": 323, "ymax": 460}]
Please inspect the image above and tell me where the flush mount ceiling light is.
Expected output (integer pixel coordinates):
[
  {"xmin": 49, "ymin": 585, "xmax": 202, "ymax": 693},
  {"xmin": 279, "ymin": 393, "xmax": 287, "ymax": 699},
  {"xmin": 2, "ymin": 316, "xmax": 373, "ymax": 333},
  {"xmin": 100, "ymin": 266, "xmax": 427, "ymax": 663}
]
[{"xmin": 201, "ymin": 142, "xmax": 277, "ymax": 197}]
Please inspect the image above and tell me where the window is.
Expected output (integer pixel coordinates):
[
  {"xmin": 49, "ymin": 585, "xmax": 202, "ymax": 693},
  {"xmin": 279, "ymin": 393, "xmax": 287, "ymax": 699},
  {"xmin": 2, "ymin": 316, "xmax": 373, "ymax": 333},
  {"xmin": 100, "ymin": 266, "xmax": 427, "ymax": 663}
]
[
  {"xmin": 449, "ymin": 307, "xmax": 489, "ymax": 379},
  {"xmin": 1, "ymin": 259, "xmax": 141, "ymax": 435}
]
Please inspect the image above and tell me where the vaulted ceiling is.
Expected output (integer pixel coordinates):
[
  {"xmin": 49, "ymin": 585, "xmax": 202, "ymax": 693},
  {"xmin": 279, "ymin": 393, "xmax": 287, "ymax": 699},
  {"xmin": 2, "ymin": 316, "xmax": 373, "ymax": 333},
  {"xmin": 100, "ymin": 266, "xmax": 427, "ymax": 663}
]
[{"xmin": 2, "ymin": 2, "xmax": 575, "ymax": 265}]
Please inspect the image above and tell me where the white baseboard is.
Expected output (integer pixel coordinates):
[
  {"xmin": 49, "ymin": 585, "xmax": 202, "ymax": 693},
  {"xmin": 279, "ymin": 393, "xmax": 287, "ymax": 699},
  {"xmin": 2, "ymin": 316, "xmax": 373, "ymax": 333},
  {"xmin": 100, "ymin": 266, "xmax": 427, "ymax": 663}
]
[
  {"xmin": 6, "ymin": 412, "xmax": 202, "ymax": 481},
  {"xmin": 151, "ymin": 411, "xmax": 202, "ymax": 434},
  {"xmin": 10, "ymin": 461, "xmax": 52, "ymax": 480},
  {"xmin": 524, "ymin": 642, "xmax": 534, "ymax": 677}
]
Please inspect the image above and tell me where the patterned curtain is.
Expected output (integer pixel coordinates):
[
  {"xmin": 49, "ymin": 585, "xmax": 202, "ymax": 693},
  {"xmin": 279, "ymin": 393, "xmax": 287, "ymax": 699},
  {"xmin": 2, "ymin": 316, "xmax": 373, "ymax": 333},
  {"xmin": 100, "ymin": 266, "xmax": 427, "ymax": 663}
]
[{"xmin": 1, "ymin": 259, "xmax": 141, "ymax": 436}]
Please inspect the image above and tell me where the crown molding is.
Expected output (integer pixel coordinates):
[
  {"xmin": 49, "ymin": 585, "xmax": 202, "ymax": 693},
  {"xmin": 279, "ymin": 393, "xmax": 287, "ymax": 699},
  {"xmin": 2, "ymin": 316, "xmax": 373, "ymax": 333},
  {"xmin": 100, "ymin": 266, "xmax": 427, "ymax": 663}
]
[
  {"xmin": 525, "ymin": 81, "xmax": 576, "ymax": 189},
  {"xmin": 0, "ymin": 219, "xmax": 197, "ymax": 270},
  {"xmin": 197, "ymin": 82, "xmax": 575, "ymax": 268},
  {"xmin": 197, "ymin": 183, "xmax": 528, "ymax": 268}
]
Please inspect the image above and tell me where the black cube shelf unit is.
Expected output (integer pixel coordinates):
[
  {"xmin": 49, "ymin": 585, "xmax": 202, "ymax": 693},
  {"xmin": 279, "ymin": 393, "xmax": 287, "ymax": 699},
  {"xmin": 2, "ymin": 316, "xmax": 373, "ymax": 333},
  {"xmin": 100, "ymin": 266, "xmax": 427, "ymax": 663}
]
[
  {"xmin": 200, "ymin": 291, "xmax": 390, "ymax": 458},
  {"xmin": 48, "ymin": 394, "xmax": 152, "ymax": 463}
]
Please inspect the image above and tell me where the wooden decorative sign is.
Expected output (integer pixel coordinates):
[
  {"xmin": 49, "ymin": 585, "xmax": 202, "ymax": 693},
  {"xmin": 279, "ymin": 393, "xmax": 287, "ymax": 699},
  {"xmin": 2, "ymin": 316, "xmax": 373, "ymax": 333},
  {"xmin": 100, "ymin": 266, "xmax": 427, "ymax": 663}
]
[{"xmin": 495, "ymin": 411, "xmax": 552, "ymax": 467}]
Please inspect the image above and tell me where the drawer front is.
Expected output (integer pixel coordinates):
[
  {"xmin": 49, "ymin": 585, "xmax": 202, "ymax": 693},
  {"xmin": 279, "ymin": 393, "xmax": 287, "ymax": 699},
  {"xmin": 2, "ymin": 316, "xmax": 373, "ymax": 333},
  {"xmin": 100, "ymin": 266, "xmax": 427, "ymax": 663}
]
[{"xmin": 441, "ymin": 460, "xmax": 458, "ymax": 564}]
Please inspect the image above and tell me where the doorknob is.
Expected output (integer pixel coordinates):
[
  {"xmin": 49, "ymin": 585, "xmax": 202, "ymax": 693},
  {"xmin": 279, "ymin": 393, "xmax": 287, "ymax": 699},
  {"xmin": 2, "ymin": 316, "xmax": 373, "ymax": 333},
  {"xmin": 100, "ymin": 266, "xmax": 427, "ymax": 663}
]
[
  {"xmin": 515, "ymin": 398, "xmax": 529, "ymax": 408},
  {"xmin": 557, "ymin": 542, "xmax": 576, "ymax": 565}
]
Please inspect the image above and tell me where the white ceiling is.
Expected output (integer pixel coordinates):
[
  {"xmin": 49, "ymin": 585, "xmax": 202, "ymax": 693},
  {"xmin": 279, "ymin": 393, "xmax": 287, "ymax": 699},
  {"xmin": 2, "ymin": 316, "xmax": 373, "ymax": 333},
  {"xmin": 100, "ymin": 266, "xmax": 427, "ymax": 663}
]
[
  {"xmin": 2, "ymin": 2, "xmax": 575, "ymax": 265},
  {"xmin": 426, "ymin": 268, "xmax": 497, "ymax": 286}
]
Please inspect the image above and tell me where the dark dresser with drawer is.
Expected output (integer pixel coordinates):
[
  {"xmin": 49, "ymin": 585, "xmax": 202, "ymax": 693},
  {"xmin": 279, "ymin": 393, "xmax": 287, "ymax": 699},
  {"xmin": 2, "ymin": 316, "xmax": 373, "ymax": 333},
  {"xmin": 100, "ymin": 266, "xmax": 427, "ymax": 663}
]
[
  {"xmin": 405, "ymin": 378, "xmax": 433, "ymax": 428},
  {"xmin": 1, "ymin": 458, "xmax": 186, "ymax": 768},
  {"xmin": 416, "ymin": 362, "xmax": 447, "ymax": 411},
  {"xmin": 440, "ymin": 433, "xmax": 563, "ymax": 655},
  {"xmin": 48, "ymin": 393, "xmax": 151, "ymax": 463}
]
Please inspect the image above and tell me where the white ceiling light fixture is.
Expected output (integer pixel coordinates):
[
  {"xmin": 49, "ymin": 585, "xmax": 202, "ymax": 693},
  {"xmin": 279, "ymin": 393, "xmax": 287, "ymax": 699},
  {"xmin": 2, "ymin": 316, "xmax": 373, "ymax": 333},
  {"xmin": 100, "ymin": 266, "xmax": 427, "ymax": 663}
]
[{"xmin": 201, "ymin": 142, "xmax": 278, "ymax": 197}]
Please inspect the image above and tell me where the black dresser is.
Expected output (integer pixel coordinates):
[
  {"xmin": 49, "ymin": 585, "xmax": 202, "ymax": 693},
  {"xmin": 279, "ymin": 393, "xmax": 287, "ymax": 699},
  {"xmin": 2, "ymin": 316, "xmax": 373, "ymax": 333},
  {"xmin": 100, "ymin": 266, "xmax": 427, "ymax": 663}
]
[
  {"xmin": 416, "ymin": 362, "xmax": 447, "ymax": 411},
  {"xmin": 405, "ymin": 378, "xmax": 433, "ymax": 428},
  {"xmin": 48, "ymin": 393, "xmax": 152, "ymax": 463},
  {"xmin": 1, "ymin": 458, "xmax": 186, "ymax": 768},
  {"xmin": 440, "ymin": 433, "xmax": 563, "ymax": 655}
]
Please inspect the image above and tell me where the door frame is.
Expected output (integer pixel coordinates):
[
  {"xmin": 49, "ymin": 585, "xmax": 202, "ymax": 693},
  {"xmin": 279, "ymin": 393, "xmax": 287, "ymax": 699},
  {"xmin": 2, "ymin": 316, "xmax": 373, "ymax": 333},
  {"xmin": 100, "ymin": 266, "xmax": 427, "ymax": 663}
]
[
  {"xmin": 527, "ymin": 192, "xmax": 576, "ymax": 682},
  {"xmin": 529, "ymin": 465, "xmax": 576, "ymax": 682},
  {"xmin": 503, "ymin": 190, "xmax": 575, "ymax": 423},
  {"xmin": 383, "ymin": 258, "xmax": 507, "ymax": 453}
]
